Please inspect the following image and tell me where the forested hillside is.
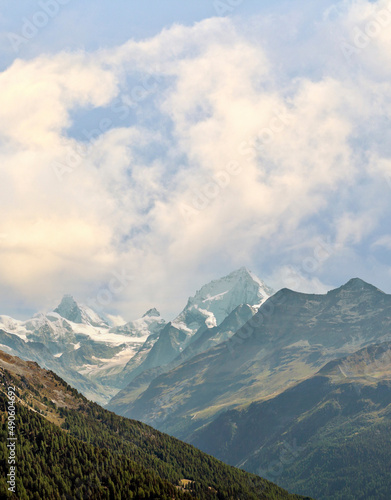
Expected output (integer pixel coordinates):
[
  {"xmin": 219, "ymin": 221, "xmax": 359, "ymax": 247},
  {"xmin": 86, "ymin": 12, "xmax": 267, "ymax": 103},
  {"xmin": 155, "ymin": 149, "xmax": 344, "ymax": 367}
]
[{"xmin": 0, "ymin": 350, "xmax": 309, "ymax": 499}]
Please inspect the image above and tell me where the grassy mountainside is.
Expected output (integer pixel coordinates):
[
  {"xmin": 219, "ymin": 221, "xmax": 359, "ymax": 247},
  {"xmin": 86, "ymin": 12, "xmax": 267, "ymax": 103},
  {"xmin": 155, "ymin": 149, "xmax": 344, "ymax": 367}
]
[
  {"xmin": 0, "ymin": 350, "xmax": 309, "ymax": 500},
  {"xmin": 190, "ymin": 342, "xmax": 391, "ymax": 500}
]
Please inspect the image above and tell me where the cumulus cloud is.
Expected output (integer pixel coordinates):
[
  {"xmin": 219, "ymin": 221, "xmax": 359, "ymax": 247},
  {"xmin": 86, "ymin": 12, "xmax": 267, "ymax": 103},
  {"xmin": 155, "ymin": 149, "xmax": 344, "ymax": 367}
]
[{"xmin": 1, "ymin": 2, "xmax": 391, "ymax": 319}]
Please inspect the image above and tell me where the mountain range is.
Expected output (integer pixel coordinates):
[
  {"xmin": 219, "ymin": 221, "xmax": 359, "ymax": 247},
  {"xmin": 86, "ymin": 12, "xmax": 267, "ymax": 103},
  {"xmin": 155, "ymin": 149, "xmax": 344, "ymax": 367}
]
[
  {"xmin": 106, "ymin": 276, "xmax": 391, "ymax": 499},
  {"xmin": 0, "ymin": 267, "xmax": 272, "ymax": 404},
  {"xmin": 108, "ymin": 278, "xmax": 391, "ymax": 437},
  {"xmin": 2, "ymin": 270, "xmax": 391, "ymax": 498}
]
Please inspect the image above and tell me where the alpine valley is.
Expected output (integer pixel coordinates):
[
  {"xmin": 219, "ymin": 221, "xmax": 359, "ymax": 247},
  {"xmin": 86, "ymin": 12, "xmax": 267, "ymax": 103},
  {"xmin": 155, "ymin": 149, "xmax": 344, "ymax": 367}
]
[
  {"xmin": 2, "ymin": 269, "xmax": 391, "ymax": 498},
  {"xmin": 107, "ymin": 276, "xmax": 391, "ymax": 500}
]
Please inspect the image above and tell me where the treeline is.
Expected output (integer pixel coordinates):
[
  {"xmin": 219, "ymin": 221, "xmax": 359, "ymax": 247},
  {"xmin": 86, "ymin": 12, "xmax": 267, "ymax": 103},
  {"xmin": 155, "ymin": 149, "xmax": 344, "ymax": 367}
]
[
  {"xmin": 277, "ymin": 419, "xmax": 391, "ymax": 500},
  {"xmin": 58, "ymin": 400, "xmax": 307, "ymax": 499}
]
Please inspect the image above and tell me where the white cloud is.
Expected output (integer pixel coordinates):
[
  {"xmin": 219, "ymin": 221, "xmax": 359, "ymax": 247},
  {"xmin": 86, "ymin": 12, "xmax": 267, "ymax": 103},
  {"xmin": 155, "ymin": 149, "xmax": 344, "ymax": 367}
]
[
  {"xmin": 0, "ymin": 52, "xmax": 118, "ymax": 147},
  {"xmin": 373, "ymin": 235, "xmax": 391, "ymax": 250},
  {"xmin": 1, "ymin": 3, "xmax": 391, "ymax": 319}
]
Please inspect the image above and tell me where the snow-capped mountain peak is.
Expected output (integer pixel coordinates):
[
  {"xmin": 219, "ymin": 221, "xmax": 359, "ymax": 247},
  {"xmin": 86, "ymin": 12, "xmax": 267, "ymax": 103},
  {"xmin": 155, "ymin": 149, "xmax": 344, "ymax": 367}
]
[
  {"xmin": 54, "ymin": 294, "xmax": 108, "ymax": 327},
  {"xmin": 0, "ymin": 268, "xmax": 273, "ymax": 404},
  {"xmin": 172, "ymin": 267, "xmax": 274, "ymax": 334},
  {"xmin": 110, "ymin": 309, "xmax": 166, "ymax": 337}
]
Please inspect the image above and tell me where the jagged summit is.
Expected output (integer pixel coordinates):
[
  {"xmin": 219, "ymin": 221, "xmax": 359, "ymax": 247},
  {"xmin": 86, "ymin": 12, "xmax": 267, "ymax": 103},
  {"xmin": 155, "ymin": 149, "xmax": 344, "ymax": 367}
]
[
  {"xmin": 142, "ymin": 308, "xmax": 160, "ymax": 318},
  {"xmin": 218, "ymin": 267, "xmax": 273, "ymax": 293},
  {"xmin": 110, "ymin": 308, "xmax": 166, "ymax": 337},
  {"xmin": 54, "ymin": 295, "xmax": 108, "ymax": 327},
  {"xmin": 229, "ymin": 266, "xmax": 251, "ymax": 277},
  {"xmin": 54, "ymin": 295, "xmax": 81, "ymax": 323},
  {"xmin": 173, "ymin": 267, "xmax": 274, "ymax": 331}
]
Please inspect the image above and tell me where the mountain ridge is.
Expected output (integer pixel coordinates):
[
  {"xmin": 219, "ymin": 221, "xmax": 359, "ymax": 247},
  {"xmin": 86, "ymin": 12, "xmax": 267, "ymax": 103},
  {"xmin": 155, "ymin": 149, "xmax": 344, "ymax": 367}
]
[
  {"xmin": 108, "ymin": 277, "xmax": 391, "ymax": 439},
  {"xmin": 0, "ymin": 268, "xmax": 273, "ymax": 405}
]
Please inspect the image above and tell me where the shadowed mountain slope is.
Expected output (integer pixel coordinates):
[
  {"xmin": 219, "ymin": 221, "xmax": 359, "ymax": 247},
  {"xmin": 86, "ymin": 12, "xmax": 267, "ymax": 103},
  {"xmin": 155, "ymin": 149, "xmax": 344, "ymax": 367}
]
[
  {"xmin": 108, "ymin": 279, "xmax": 391, "ymax": 440},
  {"xmin": 190, "ymin": 342, "xmax": 391, "ymax": 500}
]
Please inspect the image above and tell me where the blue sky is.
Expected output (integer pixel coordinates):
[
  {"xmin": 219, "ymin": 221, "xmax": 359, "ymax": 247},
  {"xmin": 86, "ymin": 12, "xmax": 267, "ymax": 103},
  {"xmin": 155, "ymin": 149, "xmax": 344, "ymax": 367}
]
[
  {"xmin": 0, "ymin": 0, "xmax": 337, "ymax": 67},
  {"xmin": 0, "ymin": 0, "xmax": 391, "ymax": 320}
]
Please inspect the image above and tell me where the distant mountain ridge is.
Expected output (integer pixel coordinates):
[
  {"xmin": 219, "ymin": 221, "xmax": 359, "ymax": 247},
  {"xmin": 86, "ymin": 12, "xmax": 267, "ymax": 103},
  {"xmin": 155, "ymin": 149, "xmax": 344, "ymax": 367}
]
[
  {"xmin": 0, "ymin": 292, "xmax": 171, "ymax": 403},
  {"xmin": 2, "ymin": 274, "xmax": 390, "ymax": 499},
  {"xmin": 120, "ymin": 267, "xmax": 272, "ymax": 384},
  {"xmin": 107, "ymin": 277, "xmax": 391, "ymax": 440},
  {"xmin": 0, "ymin": 267, "xmax": 272, "ymax": 404}
]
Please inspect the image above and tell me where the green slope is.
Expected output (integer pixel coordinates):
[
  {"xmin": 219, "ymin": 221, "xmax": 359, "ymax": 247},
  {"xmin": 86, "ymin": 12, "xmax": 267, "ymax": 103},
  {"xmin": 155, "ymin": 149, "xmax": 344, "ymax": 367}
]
[
  {"xmin": 0, "ymin": 350, "xmax": 309, "ymax": 500},
  {"xmin": 190, "ymin": 342, "xmax": 391, "ymax": 499}
]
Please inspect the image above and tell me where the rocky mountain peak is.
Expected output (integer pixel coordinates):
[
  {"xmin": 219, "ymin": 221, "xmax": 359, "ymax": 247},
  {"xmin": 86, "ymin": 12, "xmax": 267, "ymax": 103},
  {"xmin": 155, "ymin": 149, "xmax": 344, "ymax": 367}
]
[
  {"xmin": 342, "ymin": 278, "xmax": 382, "ymax": 292},
  {"xmin": 54, "ymin": 295, "xmax": 83, "ymax": 323},
  {"xmin": 328, "ymin": 278, "xmax": 384, "ymax": 296},
  {"xmin": 173, "ymin": 268, "xmax": 274, "ymax": 333},
  {"xmin": 142, "ymin": 308, "xmax": 161, "ymax": 318}
]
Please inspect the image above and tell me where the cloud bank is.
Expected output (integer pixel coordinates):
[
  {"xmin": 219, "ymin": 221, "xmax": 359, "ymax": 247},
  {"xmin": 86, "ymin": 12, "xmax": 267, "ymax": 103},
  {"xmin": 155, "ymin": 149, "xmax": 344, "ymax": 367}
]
[{"xmin": 1, "ymin": 2, "xmax": 391, "ymax": 319}]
